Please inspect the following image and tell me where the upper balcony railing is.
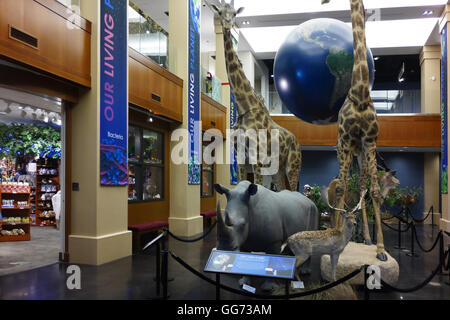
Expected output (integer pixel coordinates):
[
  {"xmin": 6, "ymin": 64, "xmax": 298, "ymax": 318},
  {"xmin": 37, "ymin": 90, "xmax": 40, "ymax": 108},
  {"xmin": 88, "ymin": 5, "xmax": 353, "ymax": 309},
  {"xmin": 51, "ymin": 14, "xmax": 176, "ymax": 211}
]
[{"xmin": 128, "ymin": 2, "xmax": 168, "ymax": 69}]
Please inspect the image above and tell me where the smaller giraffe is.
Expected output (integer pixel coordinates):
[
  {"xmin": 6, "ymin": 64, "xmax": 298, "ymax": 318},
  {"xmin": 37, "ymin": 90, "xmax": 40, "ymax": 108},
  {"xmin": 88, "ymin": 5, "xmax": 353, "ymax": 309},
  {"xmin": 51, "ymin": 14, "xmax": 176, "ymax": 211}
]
[{"xmin": 208, "ymin": 0, "xmax": 302, "ymax": 191}]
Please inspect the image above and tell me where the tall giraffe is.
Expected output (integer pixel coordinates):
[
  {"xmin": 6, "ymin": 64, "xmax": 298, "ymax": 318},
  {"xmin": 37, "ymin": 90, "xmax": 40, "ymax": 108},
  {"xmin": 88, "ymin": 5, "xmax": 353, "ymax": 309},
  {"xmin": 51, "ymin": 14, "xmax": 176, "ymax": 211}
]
[
  {"xmin": 322, "ymin": 0, "xmax": 387, "ymax": 261},
  {"xmin": 208, "ymin": 0, "xmax": 302, "ymax": 191}
]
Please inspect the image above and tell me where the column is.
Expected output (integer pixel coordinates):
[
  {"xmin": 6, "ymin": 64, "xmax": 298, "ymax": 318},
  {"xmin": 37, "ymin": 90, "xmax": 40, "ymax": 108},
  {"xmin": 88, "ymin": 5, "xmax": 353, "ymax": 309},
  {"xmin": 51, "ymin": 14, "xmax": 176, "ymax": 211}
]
[
  {"xmin": 440, "ymin": 6, "xmax": 450, "ymax": 232},
  {"xmin": 68, "ymin": 0, "xmax": 131, "ymax": 265},
  {"xmin": 167, "ymin": 0, "xmax": 203, "ymax": 236},
  {"xmin": 420, "ymin": 45, "xmax": 441, "ymax": 224}
]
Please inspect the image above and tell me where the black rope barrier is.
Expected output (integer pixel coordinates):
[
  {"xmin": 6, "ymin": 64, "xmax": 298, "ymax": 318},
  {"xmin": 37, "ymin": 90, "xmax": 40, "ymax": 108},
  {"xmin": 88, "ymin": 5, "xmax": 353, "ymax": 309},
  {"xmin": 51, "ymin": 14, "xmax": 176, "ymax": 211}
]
[
  {"xmin": 380, "ymin": 249, "xmax": 449, "ymax": 293},
  {"xmin": 411, "ymin": 226, "xmax": 442, "ymax": 253},
  {"xmin": 168, "ymin": 250, "xmax": 363, "ymax": 300},
  {"xmin": 412, "ymin": 206, "xmax": 433, "ymax": 223},
  {"xmin": 164, "ymin": 220, "xmax": 217, "ymax": 243},
  {"xmin": 382, "ymin": 219, "xmax": 412, "ymax": 233}
]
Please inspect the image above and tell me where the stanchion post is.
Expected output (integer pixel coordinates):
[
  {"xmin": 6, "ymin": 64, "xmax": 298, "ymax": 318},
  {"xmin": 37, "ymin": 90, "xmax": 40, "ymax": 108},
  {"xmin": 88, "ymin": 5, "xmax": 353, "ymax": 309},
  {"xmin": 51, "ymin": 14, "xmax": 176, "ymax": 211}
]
[
  {"xmin": 447, "ymin": 245, "xmax": 450, "ymax": 286},
  {"xmin": 156, "ymin": 241, "xmax": 161, "ymax": 296},
  {"xmin": 372, "ymin": 222, "xmax": 376, "ymax": 244},
  {"xmin": 216, "ymin": 273, "xmax": 221, "ymax": 300},
  {"xmin": 394, "ymin": 219, "xmax": 404, "ymax": 250},
  {"xmin": 285, "ymin": 280, "xmax": 289, "ymax": 300},
  {"xmin": 364, "ymin": 265, "xmax": 370, "ymax": 300},
  {"xmin": 407, "ymin": 224, "xmax": 418, "ymax": 258},
  {"xmin": 161, "ymin": 235, "xmax": 169, "ymax": 300}
]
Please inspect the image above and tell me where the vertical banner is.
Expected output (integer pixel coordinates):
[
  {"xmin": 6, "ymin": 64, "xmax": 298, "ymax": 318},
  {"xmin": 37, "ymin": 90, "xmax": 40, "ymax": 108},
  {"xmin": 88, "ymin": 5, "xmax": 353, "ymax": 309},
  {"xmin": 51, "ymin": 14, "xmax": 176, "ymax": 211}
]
[
  {"xmin": 100, "ymin": 0, "xmax": 128, "ymax": 186},
  {"xmin": 188, "ymin": 0, "xmax": 201, "ymax": 185},
  {"xmin": 441, "ymin": 25, "xmax": 448, "ymax": 194},
  {"xmin": 230, "ymin": 92, "xmax": 238, "ymax": 185},
  {"xmin": 229, "ymin": 33, "xmax": 240, "ymax": 185}
]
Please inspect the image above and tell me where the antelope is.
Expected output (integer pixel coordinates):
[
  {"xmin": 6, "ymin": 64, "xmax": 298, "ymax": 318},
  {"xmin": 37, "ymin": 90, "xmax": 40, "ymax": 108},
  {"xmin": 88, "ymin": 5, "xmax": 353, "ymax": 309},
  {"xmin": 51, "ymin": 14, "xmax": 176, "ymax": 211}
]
[{"xmin": 282, "ymin": 190, "xmax": 366, "ymax": 281}]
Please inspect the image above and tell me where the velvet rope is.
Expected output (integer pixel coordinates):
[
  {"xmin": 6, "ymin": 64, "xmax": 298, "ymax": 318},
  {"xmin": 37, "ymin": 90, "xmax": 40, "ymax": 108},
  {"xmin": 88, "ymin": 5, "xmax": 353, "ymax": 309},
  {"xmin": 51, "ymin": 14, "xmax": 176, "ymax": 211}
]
[
  {"xmin": 168, "ymin": 250, "xmax": 363, "ymax": 300},
  {"xmin": 164, "ymin": 220, "xmax": 217, "ymax": 243}
]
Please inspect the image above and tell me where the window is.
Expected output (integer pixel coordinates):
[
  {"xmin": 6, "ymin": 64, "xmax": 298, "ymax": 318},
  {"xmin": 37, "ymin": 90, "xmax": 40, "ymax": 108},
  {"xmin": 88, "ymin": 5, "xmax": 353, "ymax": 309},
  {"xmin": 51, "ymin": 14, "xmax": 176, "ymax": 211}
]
[
  {"xmin": 128, "ymin": 125, "xmax": 164, "ymax": 202},
  {"xmin": 201, "ymin": 145, "xmax": 214, "ymax": 198}
]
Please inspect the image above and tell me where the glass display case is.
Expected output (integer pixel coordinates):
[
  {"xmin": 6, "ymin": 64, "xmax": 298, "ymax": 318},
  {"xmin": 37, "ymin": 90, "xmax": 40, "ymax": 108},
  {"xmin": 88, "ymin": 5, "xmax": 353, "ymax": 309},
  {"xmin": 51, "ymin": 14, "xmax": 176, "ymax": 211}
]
[{"xmin": 128, "ymin": 125, "xmax": 164, "ymax": 202}]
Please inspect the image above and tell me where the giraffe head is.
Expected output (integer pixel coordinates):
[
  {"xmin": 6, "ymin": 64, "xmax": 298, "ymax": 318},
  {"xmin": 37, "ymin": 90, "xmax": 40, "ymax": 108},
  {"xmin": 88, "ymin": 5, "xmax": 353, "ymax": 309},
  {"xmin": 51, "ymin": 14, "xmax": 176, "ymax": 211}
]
[{"xmin": 206, "ymin": 0, "xmax": 244, "ymax": 30}]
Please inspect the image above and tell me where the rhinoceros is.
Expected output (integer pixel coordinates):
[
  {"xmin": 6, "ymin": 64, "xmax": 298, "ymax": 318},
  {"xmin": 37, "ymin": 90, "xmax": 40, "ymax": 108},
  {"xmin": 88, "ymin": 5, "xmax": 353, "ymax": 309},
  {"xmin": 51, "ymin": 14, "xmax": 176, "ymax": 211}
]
[{"xmin": 214, "ymin": 181, "xmax": 319, "ymax": 290}]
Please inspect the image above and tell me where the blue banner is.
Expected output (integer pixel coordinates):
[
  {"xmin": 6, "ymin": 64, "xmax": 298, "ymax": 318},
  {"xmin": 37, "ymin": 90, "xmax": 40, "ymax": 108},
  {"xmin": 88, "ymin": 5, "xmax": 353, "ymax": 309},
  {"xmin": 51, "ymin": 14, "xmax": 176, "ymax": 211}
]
[
  {"xmin": 230, "ymin": 92, "xmax": 238, "ymax": 185},
  {"xmin": 442, "ymin": 25, "xmax": 448, "ymax": 194},
  {"xmin": 100, "ymin": 0, "xmax": 128, "ymax": 186},
  {"xmin": 188, "ymin": 0, "xmax": 201, "ymax": 185}
]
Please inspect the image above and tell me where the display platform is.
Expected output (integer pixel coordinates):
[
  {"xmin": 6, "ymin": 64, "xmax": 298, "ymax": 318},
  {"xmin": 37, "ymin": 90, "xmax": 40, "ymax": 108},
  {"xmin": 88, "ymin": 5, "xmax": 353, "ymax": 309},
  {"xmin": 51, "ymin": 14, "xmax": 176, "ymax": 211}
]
[{"xmin": 204, "ymin": 250, "xmax": 296, "ymax": 280}]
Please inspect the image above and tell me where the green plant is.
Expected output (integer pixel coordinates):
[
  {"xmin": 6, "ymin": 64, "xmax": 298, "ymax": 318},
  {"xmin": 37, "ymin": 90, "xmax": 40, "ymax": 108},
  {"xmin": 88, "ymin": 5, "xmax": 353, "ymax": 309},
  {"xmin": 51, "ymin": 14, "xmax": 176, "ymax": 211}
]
[
  {"xmin": 309, "ymin": 185, "xmax": 328, "ymax": 214},
  {"xmin": 0, "ymin": 123, "xmax": 61, "ymax": 159}
]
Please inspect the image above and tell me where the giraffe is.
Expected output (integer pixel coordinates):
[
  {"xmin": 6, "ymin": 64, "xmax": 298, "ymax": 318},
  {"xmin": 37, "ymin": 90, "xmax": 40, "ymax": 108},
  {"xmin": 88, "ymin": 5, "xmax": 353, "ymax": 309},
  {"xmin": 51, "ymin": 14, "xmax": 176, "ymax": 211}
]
[
  {"xmin": 321, "ymin": 0, "xmax": 387, "ymax": 261},
  {"xmin": 208, "ymin": 0, "xmax": 302, "ymax": 191}
]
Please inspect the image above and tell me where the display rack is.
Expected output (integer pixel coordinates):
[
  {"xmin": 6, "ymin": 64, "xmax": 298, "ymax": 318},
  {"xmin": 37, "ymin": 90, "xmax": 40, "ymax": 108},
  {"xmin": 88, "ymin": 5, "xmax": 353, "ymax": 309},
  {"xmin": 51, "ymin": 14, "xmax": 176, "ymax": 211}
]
[
  {"xmin": 0, "ymin": 185, "xmax": 31, "ymax": 242},
  {"xmin": 34, "ymin": 164, "xmax": 59, "ymax": 227}
]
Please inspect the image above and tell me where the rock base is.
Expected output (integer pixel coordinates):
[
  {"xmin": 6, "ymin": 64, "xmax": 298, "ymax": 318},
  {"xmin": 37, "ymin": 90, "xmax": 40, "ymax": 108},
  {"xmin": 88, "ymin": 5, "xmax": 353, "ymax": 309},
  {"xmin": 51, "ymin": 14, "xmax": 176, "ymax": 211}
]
[{"xmin": 321, "ymin": 242, "xmax": 399, "ymax": 286}]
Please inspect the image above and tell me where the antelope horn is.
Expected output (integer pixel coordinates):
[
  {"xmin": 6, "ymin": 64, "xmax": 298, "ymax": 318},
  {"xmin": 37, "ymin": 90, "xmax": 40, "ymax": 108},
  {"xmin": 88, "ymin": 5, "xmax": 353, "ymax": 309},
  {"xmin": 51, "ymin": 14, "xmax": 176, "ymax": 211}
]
[
  {"xmin": 351, "ymin": 190, "xmax": 367, "ymax": 214},
  {"xmin": 321, "ymin": 186, "xmax": 346, "ymax": 213}
]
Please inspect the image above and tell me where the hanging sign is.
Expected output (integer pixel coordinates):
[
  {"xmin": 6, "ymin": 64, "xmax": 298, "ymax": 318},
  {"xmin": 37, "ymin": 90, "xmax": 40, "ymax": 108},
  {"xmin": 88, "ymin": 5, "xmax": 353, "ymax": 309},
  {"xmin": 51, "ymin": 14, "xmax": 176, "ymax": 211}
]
[
  {"xmin": 441, "ymin": 25, "xmax": 448, "ymax": 194},
  {"xmin": 100, "ymin": 0, "xmax": 128, "ymax": 186},
  {"xmin": 188, "ymin": 0, "xmax": 201, "ymax": 185}
]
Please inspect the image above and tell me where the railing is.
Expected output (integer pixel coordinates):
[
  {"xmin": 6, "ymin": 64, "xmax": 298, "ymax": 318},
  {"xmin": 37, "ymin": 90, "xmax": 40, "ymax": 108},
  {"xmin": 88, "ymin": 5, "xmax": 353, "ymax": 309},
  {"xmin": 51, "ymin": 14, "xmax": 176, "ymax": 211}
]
[
  {"xmin": 128, "ymin": 2, "xmax": 168, "ymax": 69},
  {"xmin": 268, "ymin": 89, "xmax": 422, "ymax": 115},
  {"xmin": 201, "ymin": 67, "xmax": 223, "ymax": 104}
]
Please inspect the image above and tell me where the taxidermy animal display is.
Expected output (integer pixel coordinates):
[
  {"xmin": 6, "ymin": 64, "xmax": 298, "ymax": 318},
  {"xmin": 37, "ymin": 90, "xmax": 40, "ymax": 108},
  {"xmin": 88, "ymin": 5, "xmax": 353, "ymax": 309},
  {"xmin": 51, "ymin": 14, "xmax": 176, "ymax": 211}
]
[
  {"xmin": 215, "ymin": 180, "xmax": 319, "ymax": 290},
  {"xmin": 283, "ymin": 190, "xmax": 366, "ymax": 281},
  {"xmin": 327, "ymin": 167, "xmax": 400, "ymax": 244},
  {"xmin": 320, "ymin": 0, "xmax": 388, "ymax": 261},
  {"xmin": 208, "ymin": 0, "xmax": 302, "ymax": 191}
]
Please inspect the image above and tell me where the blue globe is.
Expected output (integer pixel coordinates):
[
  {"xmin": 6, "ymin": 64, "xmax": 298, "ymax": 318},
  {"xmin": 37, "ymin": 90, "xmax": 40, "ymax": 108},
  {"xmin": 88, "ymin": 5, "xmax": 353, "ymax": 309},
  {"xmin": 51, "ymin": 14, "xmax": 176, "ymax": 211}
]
[{"xmin": 274, "ymin": 18, "xmax": 375, "ymax": 125}]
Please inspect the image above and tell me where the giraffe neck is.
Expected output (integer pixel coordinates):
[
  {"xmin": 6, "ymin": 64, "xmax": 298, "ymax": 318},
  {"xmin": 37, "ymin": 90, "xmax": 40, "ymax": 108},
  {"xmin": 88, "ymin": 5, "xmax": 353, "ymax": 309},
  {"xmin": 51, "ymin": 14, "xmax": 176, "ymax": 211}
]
[
  {"xmin": 349, "ymin": 0, "xmax": 371, "ymax": 104},
  {"xmin": 222, "ymin": 27, "xmax": 259, "ymax": 116}
]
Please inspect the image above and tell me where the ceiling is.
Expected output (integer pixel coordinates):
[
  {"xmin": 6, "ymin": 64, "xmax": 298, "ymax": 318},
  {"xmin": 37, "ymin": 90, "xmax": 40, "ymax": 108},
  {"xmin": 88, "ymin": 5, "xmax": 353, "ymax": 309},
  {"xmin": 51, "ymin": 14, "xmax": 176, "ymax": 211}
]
[{"xmin": 133, "ymin": 0, "xmax": 448, "ymax": 59}]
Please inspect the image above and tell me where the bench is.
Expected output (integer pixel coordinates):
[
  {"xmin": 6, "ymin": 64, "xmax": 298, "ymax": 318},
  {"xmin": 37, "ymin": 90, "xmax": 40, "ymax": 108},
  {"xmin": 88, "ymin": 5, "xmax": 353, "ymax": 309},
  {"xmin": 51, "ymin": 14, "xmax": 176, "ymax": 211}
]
[
  {"xmin": 200, "ymin": 211, "xmax": 216, "ymax": 228},
  {"xmin": 128, "ymin": 221, "xmax": 168, "ymax": 252}
]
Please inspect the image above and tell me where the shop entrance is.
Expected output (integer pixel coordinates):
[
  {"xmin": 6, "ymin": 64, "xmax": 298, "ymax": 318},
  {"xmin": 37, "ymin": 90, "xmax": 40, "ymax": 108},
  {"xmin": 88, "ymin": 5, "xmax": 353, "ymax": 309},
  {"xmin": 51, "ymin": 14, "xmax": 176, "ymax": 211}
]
[{"xmin": 0, "ymin": 87, "xmax": 66, "ymax": 276}]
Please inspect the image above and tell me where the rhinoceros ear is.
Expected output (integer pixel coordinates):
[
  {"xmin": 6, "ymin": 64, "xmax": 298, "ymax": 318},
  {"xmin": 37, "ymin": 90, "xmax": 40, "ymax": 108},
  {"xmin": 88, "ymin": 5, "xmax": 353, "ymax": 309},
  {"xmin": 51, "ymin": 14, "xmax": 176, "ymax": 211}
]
[
  {"xmin": 247, "ymin": 183, "xmax": 258, "ymax": 197},
  {"xmin": 214, "ymin": 184, "xmax": 229, "ymax": 195}
]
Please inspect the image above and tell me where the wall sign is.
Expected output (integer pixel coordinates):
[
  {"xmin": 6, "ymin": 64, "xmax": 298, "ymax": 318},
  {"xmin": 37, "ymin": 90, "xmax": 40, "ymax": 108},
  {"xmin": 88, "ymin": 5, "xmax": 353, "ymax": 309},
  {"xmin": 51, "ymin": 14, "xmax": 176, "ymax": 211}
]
[
  {"xmin": 441, "ymin": 25, "xmax": 448, "ymax": 194},
  {"xmin": 188, "ymin": 0, "xmax": 201, "ymax": 185},
  {"xmin": 100, "ymin": 0, "xmax": 128, "ymax": 186}
]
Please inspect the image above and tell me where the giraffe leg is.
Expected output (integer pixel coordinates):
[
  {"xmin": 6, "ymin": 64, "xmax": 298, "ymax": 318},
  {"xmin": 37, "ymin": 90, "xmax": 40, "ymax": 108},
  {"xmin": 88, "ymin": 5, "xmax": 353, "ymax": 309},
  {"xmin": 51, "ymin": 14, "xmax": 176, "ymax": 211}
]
[
  {"xmin": 272, "ymin": 171, "xmax": 285, "ymax": 191},
  {"xmin": 335, "ymin": 146, "xmax": 353, "ymax": 228},
  {"xmin": 358, "ymin": 153, "xmax": 372, "ymax": 245},
  {"xmin": 364, "ymin": 144, "xmax": 387, "ymax": 261},
  {"xmin": 238, "ymin": 164, "xmax": 247, "ymax": 182},
  {"xmin": 253, "ymin": 164, "xmax": 263, "ymax": 185},
  {"xmin": 286, "ymin": 145, "xmax": 301, "ymax": 191}
]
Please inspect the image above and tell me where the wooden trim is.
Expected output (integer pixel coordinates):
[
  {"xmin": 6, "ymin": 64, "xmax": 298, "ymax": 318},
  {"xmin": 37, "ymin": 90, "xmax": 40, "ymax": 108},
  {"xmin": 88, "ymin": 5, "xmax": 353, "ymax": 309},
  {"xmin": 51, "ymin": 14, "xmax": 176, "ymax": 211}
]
[
  {"xmin": 201, "ymin": 92, "xmax": 227, "ymax": 113},
  {"xmin": 33, "ymin": 0, "xmax": 92, "ymax": 34},
  {"xmin": 129, "ymin": 47, "xmax": 183, "ymax": 87},
  {"xmin": 272, "ymin": 114, "xmax": 441, "ymax": 148},
  {"xmin": 129, "ymin": 95, "xmax": 182, "ymax": 123},
  {"xmin": 0, "ymin": 64, "xmax": 79, "ymax": 103}
]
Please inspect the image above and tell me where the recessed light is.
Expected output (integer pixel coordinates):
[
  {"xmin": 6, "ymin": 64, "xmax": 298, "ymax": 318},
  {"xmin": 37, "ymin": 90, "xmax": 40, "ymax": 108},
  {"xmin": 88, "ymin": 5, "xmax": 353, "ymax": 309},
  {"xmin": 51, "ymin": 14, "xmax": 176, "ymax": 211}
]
[
  {"xmin": 423, "ymin": 10, "xmax": 433, "ymax": 15},
  {"xmin": 374, "ymin": 56, "xmax": 380, "ymax": 61},
  {"xmin": 242, "ymin": 21, "xmax": 250, "ymax": 25}
]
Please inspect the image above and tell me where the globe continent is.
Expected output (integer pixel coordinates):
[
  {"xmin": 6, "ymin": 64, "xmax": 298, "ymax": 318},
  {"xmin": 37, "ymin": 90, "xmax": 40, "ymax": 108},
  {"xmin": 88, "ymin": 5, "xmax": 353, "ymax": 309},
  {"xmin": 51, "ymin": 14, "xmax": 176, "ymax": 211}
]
[{"xmin": 274, "ymin": 18, "xmax": 375, "ymax": 124}]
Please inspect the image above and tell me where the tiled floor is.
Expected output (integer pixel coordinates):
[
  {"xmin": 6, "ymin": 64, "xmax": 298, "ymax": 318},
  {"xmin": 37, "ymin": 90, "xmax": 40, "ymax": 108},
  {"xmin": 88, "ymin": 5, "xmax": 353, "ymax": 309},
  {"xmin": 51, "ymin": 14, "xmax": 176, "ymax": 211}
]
[{"xmin": 0, "ymin": 223, "xmax": 448, "ymax": 300}]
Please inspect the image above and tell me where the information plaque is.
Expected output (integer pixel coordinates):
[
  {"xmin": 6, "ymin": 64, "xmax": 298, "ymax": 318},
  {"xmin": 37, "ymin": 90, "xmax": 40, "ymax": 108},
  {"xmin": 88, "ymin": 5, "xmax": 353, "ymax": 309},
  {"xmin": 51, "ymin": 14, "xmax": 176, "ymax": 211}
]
[{"xmin": 204, "ymin": 250, "xmax": 296, "ymax": 280}]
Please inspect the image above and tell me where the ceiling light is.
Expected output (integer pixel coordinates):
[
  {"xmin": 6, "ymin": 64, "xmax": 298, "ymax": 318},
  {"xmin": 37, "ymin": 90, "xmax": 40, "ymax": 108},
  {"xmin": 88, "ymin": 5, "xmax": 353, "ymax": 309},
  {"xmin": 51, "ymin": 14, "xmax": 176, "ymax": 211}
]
[
  {"xmin": 147, "ymin": 110, "xmax": 154, "ymax": 123},
  {"xmin": 242, "ymin": 21, "xmax": 250, "ymax": 25},
  {"xmin": 423, "ymin": 10, "xmax": 433, "ymax": 15},
  {"xmin": 18, "ymin": 106, "xmax": 24, "ymax": 110},
  {"xmin": 374, "ymin": 57, "xmax": 380, "ymax": 61}
]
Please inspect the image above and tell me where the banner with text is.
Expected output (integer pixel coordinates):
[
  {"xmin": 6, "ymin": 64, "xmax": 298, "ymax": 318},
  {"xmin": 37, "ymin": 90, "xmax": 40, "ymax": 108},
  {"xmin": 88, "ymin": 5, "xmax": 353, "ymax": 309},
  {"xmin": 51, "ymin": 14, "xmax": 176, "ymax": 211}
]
[
  {"xmin": 188, "ymin": 0, "xmax": 201, "ymax": 185},
  {"xmin": 100, "ymin": 0, "xmax": 128, "ymax": 186},
  {"xmin": 441, "ymin": 25, "xmax": 448, "ymax": 194}
]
